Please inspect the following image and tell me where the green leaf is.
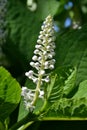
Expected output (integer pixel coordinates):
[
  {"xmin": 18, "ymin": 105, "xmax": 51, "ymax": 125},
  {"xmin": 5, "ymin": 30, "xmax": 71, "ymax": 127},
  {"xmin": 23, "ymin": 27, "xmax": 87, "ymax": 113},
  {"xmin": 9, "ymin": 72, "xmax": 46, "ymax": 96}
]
[
  {"xmin": 46, "ymin": 66, "xmax": 75, "ymax": 103},
  {"xmin": 63, "ymin": 67, "xmax": 77, "ymax": 96},
  {"xmin": 36, "ymin": 0, "xmax": 60, "ymax": 20},
  {"xmin": 55, "ymin": 25, "xmax": 87, "ymax": 85},
  {"xmin": 73, "ymin": 80, "xmax": 87, "ymax": 98},
  {"xmin": 42, "ymin": 80, "xmax": 87, "ymax": 119},
  {"xmin": 3, "ymin": 0, "xmax": 41, "ymax": 72},
  {"xmin": 43, "ymin": 98, "xmax": 87, "ymax": 119},
  {"xmin": 0, "ymin": 67, "xmax": 21, "ymax": 121},
  {"xmin": 18, "ymin": 99, "xmax": 28, "ymax": 121},
  {"xmin": 47, "ymin": 74, "xmax": 63, "ymax": 103}
]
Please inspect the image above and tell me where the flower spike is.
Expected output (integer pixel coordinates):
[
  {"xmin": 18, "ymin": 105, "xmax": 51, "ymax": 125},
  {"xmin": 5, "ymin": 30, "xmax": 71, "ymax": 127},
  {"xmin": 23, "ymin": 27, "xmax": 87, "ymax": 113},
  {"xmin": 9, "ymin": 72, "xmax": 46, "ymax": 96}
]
[
  {"xmin": 22, "ymin": 15, "xmax": 56, "ymax": 111},
  {"xmin": 26, "ymin": 15, "xmax": 55, "ymax": 83}
]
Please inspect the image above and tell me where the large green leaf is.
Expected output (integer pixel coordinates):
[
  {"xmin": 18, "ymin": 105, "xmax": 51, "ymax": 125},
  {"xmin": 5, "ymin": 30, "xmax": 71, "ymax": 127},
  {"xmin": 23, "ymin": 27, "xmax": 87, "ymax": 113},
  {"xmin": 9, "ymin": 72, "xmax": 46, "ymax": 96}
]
[
  {"xmin": 43, "ymin": 80, "xmax": 87, "ymax": 119},
  {"xmin": 3, "ymin": 0, "xmax": 41, "ymax": 73},
  {"xmin": 0, "ymin": 67, "xmax": 21, "ymax": 121},
  {"xmin": 55, "ymin": 25, "xmax": 87, "ymax": 85},
  {"xmin": 46, "ymin": 66, "xmax": 76, "ymax": 103}
]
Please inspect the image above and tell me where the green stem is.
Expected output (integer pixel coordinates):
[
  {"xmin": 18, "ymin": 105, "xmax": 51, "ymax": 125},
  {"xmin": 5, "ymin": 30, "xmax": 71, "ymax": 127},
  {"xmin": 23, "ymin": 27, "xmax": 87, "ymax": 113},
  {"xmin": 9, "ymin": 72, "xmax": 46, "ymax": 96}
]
[
  {"xmin": 8, "ymin": 113, "xmax": 38, "ymax": 130},
  {"xmin": 32, "ymin": 75, "xmax": 42, "ymax": 106},
  {"xmin": 32, "ymin": 54, "xmax": 45, "ymax": 106},
  {"xmin": 35, "ymin": 99, "xmax": 48, "ymax": 116},
  {"xmin": 21, "ymin": 121, "xmax": 34, "ymax": 130}
]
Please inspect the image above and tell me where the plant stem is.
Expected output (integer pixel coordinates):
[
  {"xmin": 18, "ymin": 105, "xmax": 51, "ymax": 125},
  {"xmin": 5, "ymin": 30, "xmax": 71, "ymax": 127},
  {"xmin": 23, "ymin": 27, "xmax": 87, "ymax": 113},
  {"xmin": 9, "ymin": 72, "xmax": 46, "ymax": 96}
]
[
  {"xmin": 32, "ymin": 54, "xmax": 45, "ymax": 106},
  {"xmin": 8, "ymin": 113, "xmax": 37, "ymax": 130},
  {"xmin": 21, "ymin": 121, "xmax": 34, "ymax": 130},
  {"xmin": 32, "ymin": 75, "xmax": 42, "ymax": 106}
]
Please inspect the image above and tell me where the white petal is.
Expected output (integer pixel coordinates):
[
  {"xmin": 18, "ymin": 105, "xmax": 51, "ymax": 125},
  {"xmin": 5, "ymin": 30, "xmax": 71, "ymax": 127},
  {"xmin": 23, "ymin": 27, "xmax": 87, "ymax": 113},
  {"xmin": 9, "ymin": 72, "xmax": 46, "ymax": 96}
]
[
  {"xmin": 34, "ymin": 49, "xmax": 39, "ymax": 54},
  {"xmin": 37, "ymin": 39, "xmax": 42, "ymax": 44},
  {"xmin": 32, "ymin": 55, "xmax": 38, "ymax": 61},
  {"xmin": 30, "ymin": 62, "xmax": 35, "ymax": 67},
  {"xmin": 49, "ymin": 64, "xmax": 54, "ymax": 69},
  {"xmin": 39, "ymin": 70, "xmax": 45, "ymax": 75}
]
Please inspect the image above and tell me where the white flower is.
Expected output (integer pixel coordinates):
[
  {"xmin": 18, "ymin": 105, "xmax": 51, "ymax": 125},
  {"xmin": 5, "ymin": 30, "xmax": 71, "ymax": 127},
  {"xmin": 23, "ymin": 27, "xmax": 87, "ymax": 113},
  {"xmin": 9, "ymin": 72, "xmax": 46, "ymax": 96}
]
[
  {"xmin": 34, "ymin": 49, "xmax": 39, "ymax": 54},
  {"xmin": 39, "ymin": 90, "xmax": 44, "ymax": 98},
  {"xmin": 30, "ymin": 61, "xmax": 35, "ymax": 67},
  {"xmin": 21, "ymin": 87, "xmax": 36, "ymax": 111},
  {"xmin": 43, "ymin": 76, "xmax": 50, "ymax": 83},
  {"xmin": 39, "ymin": 70, "xmax": 45, "ymax": 75},
  {"xmin": 25, "ymin": 70, "xmax": 33, "ymax": 77},
  {"xmin": 37, "ymin": 39, "xmax": 42, "ymax": 44},
  {"xmin": 49, "ymin": 64, "xmax": 54, "ymax": 69},
  {"xmin": 33, "ymin": 77, "xmax": 38, "ymax": 83}
]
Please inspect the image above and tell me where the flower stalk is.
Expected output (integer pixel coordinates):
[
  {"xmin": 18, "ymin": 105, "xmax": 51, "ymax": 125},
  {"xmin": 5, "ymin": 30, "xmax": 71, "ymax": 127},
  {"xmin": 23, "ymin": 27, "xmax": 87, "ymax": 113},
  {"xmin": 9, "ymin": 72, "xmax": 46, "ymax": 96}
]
[{"xmin": 22, "ymin": 15, "xmax": 56, "ymax": 111}]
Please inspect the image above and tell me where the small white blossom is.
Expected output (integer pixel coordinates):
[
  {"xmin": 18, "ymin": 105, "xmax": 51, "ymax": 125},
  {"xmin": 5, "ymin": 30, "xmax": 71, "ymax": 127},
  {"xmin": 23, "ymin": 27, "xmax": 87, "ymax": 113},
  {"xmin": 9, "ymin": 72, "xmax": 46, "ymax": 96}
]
[
  {"xmin": 39, "ymin": 70, "xmax": 45, "ymax": 75},
  {"xmin": 44, "ymin": 61, "xmax": 49, "ymax": 66},
  {"xmin": 46, "ymin": 45, "xmax": 51, "ymax": 50},
  {"xmin": 38, "ymin": 56, "xmax": 42, "ymax": 61},
  {"xmin": 38, "ymin": 35, "xmax": 43, "ymax": 39},
  {"xmin": 30, "ymin": 61, "xmax": 35, "ymax": 67},
  {"xmin": 21, "ymin": 87, "xmax": 28, "ymax": 97},
  {"xmin": 44, "ymin": 76, "xmax": 50, "ymax": 83},
  {"xmin": 34, "ymin": 49, "xmax": 39, "ymax": 54},
  {"xmin": 41, "ymin": 25, "xmax": 45, "ymax": 30},
  {"xmin": 35, "ymin": 44, "xmax": 42, "ymax": 49},
  {"xmin": 47, "ymin": 54, "xmax": 53, "ymax": 59},
  {"xmin": 32, "ymin": 55, "xmax": 38, "ymax": 61},
  {"xmin": 49, "ymin": 64, "xmax": 54, "ymax": 69},
  {"xmin": 39, "ymin": 90, "xmax": 44, "ymax": 98},
  {"xmin": 21, "ymin": 87, "xmax": 36, "ymax": 111},
  {"xmin": 33, "ymin": 77, "xmax": 38, "ymax": 83},
  {"xmin": 37, "ymin": 39, "xmax": 42, "ymax": 44},
  {"xmin": 43, "ymin": 51, "xmax": 47, "ymax": 55},
  {"xmin": 42, "ymin": 40, "xmax": 46, "ymax": 44},
  {"xmin": 25, "ymin": 70, "xmax": 33, "ymax": 76}
]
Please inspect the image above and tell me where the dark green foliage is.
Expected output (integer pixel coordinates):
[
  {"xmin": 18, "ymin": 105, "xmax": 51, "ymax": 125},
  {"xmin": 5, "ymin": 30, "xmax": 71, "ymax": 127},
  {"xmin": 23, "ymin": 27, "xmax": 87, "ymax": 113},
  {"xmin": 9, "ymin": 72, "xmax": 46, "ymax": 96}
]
[
  {"xmin": 3, "ymin": 0, "xmax": 41, "ymax": 76},
  {"xmin": 0, "ymin": 67, "xmax": 21, "ymax": 121},
  {"xmin": 55, "ymin": 25, "xmax": 87, "ymax": 85}
]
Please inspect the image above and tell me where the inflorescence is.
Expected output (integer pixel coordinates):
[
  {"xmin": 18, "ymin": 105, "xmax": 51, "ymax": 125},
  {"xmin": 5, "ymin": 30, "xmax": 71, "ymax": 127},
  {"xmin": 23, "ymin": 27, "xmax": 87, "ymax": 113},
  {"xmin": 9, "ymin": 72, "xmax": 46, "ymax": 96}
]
[{"xmin": 22, "ymin": 15, "xmax": 56, "ymax": 111}]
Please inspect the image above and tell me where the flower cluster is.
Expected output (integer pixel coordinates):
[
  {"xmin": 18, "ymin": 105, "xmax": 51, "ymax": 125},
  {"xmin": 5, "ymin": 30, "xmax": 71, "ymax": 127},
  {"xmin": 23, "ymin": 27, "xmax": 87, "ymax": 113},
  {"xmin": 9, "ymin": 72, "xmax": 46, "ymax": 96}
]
[
  {"xmin": 0, "ymin": 0, "xmax": 7, "ymax": 44},
  {"xmin": 26, "ymin": 15, "xmax": 56, "ymax": 84},
  {"xmin": 22, "ymin": 15, "xmax": 56, "ymax": 111},
  {"xmin": 21, "ymin": 87, "xmax": 44, "ymax": 111}
]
